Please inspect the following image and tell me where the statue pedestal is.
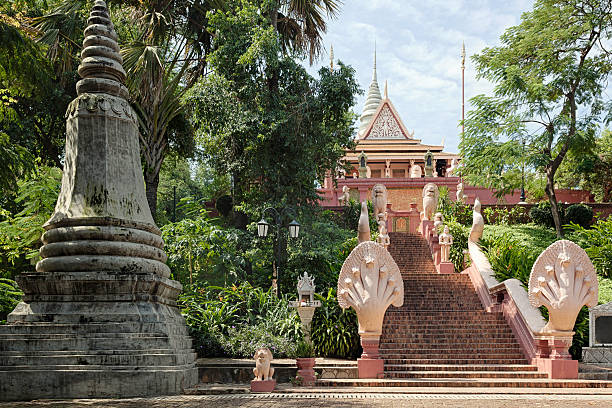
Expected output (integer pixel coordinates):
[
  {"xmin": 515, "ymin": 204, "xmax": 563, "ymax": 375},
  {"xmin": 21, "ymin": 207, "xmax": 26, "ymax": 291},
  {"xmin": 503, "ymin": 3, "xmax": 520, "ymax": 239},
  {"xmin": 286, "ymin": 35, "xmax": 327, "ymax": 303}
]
[
  {"xmin": 358, "ymin": 335, "xmax": 384, "ymax": 379},
  {"xmin": 421, "ymin": 220, "xmax": 434, "ymax": 238},
  {"xmin": 250, "ymin": 379, "xmax": 276, "ymax": 392},
  {"xmin": 438, "ymin": 262, "xmax": 454, "ymax": 274},
  {"xmin": 533, "ymin": 333, "xmax": 577, "ymax": 379}
]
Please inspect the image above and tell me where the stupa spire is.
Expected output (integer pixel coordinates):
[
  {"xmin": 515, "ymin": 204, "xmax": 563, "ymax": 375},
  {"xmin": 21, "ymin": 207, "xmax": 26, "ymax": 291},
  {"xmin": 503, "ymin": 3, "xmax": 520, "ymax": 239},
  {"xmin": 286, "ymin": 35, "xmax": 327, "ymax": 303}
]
[
  {"xmin": 76, "ymin": 0, "xmax": 128, "ymax": 99},
  {"xmin": 330, "ymin": 44, "xmax": 334, "ymax": 71},
  {"xmin": 358, "ymin": 44, "xmax": 383, "ymax": 138}
]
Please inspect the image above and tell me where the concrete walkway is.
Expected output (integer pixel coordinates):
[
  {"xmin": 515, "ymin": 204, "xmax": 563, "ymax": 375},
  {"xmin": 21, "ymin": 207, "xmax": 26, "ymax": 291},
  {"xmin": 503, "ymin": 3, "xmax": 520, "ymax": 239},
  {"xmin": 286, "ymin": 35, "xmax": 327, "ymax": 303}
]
[{"xmin": 3, "ymin": 384, "xmax": 612, "ymax": 407}]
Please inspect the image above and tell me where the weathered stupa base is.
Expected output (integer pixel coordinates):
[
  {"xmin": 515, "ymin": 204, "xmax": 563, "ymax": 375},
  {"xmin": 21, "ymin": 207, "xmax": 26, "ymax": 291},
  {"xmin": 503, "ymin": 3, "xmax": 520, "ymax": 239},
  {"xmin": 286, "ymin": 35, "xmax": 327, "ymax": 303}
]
[
  {"xmin": 0, "ymin": 1, "xmax": 197, "ymax": 400},
  {"xmin": 0, "ymin": 272, "xmax": 198, "ymax": 400}
]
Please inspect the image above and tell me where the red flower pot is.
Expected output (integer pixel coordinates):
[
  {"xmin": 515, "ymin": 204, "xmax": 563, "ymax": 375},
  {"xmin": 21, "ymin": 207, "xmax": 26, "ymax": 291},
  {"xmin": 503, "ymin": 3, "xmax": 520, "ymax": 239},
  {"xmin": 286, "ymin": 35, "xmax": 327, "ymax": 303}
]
[{"xmin": 295, "ymin": 357, "xmax": 316, "ymax": 386}]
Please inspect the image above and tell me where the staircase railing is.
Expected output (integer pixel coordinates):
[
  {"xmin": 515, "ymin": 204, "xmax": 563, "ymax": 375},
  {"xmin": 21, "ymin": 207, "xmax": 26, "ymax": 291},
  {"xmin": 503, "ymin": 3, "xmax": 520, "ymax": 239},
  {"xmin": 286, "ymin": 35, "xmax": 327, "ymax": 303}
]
[{"xmin": 463, "ymin": 240, "xmax": 547, "ymax": 362}]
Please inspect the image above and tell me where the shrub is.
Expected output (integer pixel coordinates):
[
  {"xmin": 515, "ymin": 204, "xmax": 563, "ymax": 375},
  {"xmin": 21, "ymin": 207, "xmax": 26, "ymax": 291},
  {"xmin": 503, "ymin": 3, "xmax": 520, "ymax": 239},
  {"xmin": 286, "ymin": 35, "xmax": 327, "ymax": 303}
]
[
  {"xmin": 220, "ymin": 322, "xmax": 297, "ymax": 358},
  {"xmin": 178, "ymin": 283, "xmax": 302, "ymax": 357},
  {"xmin": 437, "ymin": 188, "xmax": 472, "ymax": 226},
  {"xmin": 566, "ymin": 216, "xmax": 612, "ymax": 279},
  {"xmin": 565, "ymin": 204, "xmax": 593, "ymax": 228},
  {"xmin": 529, "ymin": 201, "xmax": 565, "ymax": 228},
  {"xmin": 294, "ymin": 340, "xmax": 315, "ymax": 358},
  {"xmin": 482, "ymin": 206, "xmax": 529, "ymax": 225},
  {"xmin": 311, "ymin": 288, "xmax": 360, "ymax": 359},
  {"xmin": 0, "ymin": 278, "xmax": 22, "ymax": 323},
  {"xmin": 445, "ymin": 221, "xmax": 470, "ymax": 272},
  {"xmin": 215, "ymin": 194, "xmax": 233, "ymax": 217}
]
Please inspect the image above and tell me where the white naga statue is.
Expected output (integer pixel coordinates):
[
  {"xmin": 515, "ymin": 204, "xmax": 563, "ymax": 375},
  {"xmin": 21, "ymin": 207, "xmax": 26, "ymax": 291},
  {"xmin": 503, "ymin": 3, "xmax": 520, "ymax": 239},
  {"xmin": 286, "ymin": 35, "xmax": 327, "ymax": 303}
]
[
  {"xmin": 528, "ymin": 240, "xmax": 598, "ymax": 333},
  {"xmin": 421, "ymin": 183, "xmax": 439, "ymax": 221},
  {"xmin": 338, "ymin": 186, "xmax": 350, "ymax": 206},
  {"xmin": 338, "ymin": 241, "xmax": 404, "ymax": 337},
  {"xmin": 469, "ymin": 197, "xmax": 484, "ymax": 242},
  {"xmin": 253, "ymin": 348, "xmax": 274, "ymax": 381},
  {"xmin": 357, "ymin": 202, "xmax": 371, "ymax": 243},
  {"xmin": 456, "ymin": 182, "xmax": 466, "ymax": 203},
  {"xmin": 410, "ymin": 160, "xmax": 422, "ymax": 178},
  {"xmin": 447, "ymin": 158, "xmax": 458, "ymax": 175},
  {"xmin": 438, "ymin": 225, "xmax": 453, "ymax": 263}
]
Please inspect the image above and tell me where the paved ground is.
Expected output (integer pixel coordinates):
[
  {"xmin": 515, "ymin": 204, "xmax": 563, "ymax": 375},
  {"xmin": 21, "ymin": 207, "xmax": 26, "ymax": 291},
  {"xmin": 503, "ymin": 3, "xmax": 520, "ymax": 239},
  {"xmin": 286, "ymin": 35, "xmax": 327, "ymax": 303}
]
[{"xmin": 3, "ymin": 392, "xmax": 612, "ymax": 408}]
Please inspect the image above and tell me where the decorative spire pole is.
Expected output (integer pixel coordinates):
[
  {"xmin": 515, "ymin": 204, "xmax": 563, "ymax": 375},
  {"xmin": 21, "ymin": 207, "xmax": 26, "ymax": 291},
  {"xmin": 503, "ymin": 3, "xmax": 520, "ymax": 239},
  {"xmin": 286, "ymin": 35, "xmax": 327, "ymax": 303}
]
[
  {"xmin": 461, "ymin": 42, "xmax": 466, "ymax": 137},
  {"xmin": 330, "ymin": 44, "xmax": 334, "ymax": 71},
  {"xmin": 0, "ymin": 1, "xmax": 197, "ymax": 400}
]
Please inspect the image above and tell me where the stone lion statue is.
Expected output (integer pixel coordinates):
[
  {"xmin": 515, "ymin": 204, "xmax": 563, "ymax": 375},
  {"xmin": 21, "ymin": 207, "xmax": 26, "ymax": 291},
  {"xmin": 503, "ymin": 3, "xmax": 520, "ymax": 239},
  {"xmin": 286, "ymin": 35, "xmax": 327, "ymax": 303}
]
[
  {"xmin": 372, "ymin": 183, "xmax": 387, "ymax": 219},
  {"xmin": 421, "ymin": 183, "xmax": 439, "ymax": 221},
  {"xmin": 252, "ymin": 347, "xmax": 274, "ymax": 381},
  {"xmin": 338, "ymin": 185, "xmax": 350, "ymax": 206}
]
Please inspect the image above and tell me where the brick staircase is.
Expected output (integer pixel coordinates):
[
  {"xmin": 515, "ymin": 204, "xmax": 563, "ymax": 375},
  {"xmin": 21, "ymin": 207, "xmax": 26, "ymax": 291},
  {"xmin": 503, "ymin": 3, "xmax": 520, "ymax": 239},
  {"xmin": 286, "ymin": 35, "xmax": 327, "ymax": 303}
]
[
  {"xmin": 380, "ymin": 232, "xmax": 546, "ymax": 384},
  {"xmin": 318, "ymin": 232, "xmax": 612, "ymax": 388}
]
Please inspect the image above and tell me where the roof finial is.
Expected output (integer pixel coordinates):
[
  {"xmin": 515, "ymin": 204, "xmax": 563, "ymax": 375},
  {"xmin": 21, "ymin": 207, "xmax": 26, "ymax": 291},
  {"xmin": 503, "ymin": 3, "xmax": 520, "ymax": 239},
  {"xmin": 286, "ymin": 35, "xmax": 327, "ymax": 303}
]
[
  {"xmin": 76, "ymin": 0, "xmax": 128, "ymax": 99},
  {"xmin": 373, "ymin": 40, "xmax": 377, "ymax": 82},
  {"xmin": 330, "ymin": 44, "xmax": 334, "ymax": 71},
  {"xmin": 384, "ymin": 80, "xmax": 388, "ymax": 99}
]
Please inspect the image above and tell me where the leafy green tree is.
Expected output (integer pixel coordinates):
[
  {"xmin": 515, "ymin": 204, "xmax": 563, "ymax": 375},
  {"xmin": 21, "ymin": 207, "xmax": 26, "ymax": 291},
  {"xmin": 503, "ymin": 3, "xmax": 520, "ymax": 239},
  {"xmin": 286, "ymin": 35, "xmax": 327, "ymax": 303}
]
[
  {"xmin": 556, "ymin": 129, "xmax": 612, "ymax": 201},
  {"xmin": 184, "ymin": 0, "xmax": 360, "ymax": 212},
  {"xmin": 461, "ymin": 0, "xmax": 612, "ymax": 237}
]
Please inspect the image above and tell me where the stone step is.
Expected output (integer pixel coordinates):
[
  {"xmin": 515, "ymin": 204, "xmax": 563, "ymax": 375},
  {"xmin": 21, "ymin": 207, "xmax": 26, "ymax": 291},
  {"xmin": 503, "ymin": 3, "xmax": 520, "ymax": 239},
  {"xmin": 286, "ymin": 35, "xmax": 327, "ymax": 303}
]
[
  {"xmin": 0, "ymin": 348, "xmax": 192, "ymax": 356},
  {"xmin": 316, "ymin": 378, "xmax": 612, "ymax": 388},
  {"xmin": 385, "ymin": 371, "xmax": 548, "ymax": 379},
  {"xmin": 0, "ymin": 351, "xmax": 197, "ymax": 366},
  {"xmin": 0, "ymin": 364, "xmax": 195, "ymax": 372},
  {"xmin": 384, "ymin": 364, "xmax": 539, "ymax": 372},
  {"xmin": 0, "ymin": 322, "xmax": 187, "ymax": 335},
  {"xmin": 384, "ymin": 358, "xmax": 528, "ymax": 365},
  {"xmin": 0, "ymin": 336, "xmax": 193, "ymax": 352}
]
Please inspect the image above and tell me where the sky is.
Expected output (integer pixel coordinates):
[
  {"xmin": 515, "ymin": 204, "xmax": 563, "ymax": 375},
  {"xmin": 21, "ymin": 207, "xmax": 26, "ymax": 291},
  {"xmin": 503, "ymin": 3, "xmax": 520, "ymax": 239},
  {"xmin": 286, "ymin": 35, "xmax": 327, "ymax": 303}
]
[{"xmin": 307, "ymin": 0, "xmax": 534, "ymax": 154}]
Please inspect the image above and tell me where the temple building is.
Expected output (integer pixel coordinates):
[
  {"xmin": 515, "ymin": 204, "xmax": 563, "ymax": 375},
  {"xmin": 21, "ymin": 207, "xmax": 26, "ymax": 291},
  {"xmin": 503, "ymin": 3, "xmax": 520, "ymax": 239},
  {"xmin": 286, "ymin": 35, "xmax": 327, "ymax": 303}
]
[
  {"xmin": 319, "ymin": 50, "xmax": 593, "ymax": 223},
  {"xmin": 319, "ymin": 51, "xmax": 463, "ymax": 215}
]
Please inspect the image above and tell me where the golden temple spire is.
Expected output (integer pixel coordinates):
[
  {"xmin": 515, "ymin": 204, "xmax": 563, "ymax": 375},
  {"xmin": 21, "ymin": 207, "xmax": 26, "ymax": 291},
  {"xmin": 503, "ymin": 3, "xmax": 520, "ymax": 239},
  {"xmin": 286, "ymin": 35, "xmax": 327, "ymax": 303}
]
[{"xmin": 330, "ymin": 44, "xmax": 334, "ymax": 71}]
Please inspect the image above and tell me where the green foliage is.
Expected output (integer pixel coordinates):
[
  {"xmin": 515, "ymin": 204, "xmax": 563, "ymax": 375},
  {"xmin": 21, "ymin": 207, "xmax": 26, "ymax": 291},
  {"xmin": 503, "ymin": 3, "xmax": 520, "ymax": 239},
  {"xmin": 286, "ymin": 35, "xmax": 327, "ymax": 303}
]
[
  {"xmin": 185, "ymin": 0, "xmax": 361, "ymax": 210},
  {"xmin": 445, "ymin": 221, "xmax": 470, "ymax": 273},
  {"xmin": 598, "ymin": 276, "xmax": 612, "ymax": 305},
  {"xmin": 0, "ymin": 278, "xmax": 22, "ymax": 322},
  {"xmin": 220, "ymin": 323, "xmax": 297, "ymax": 358},
  {"xmin": 529, "ymin": 202, "xmax": 564, "ymax": 229},
  {"xmin": 482, "ymin": 206, "xmax": 530, "ymax": 226},
  {"xmin": 461, "ymin": 0, "xmax": 612, "ymax": 236},
  {"xmin": 566, "ymin": 217, "xmax": 612, "ymax": 279},
  {"xmin": 215, "ymin": 195, "xmax": 233, "ymax": 217},
  {"xmin": 178, "ymin": 282, "xmax": 301, "ymax": 357},
  {"xmin": 161, "ymin": 215, "xmax": 250, "ymax": 286},
  {"xmin": 294, "ymin": 340, "xmax": 315, "ymax": 358},
  {"xmin": 564, "ymin": 204, "xmax": 593, "ymax": 228},
  {"xmin": 0, "ymin": 165, "xmax": 61, "ymax": 274},
  {"xmin": 310, "ymin": 288, "xmax": 360, "ymax": 359},
  {"xmin": 437, "ymin": 188, "xmax": 471, "ymax": 226}
]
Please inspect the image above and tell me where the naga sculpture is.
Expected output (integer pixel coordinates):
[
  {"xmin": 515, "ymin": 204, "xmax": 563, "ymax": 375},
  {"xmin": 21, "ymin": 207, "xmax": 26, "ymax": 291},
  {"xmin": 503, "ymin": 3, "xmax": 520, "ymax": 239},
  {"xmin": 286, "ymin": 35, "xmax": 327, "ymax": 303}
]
[
  {"xmin": 469, "ymin": 197, "xmax": 484, "ymax": 243},
  {"xmin": 338, "ymin": 241, "xmax": 403, "ymax": 336},
  {"xmin": 357, "ymin": 201, "xmax": 371, "ymax": 243},
  {"xmin": 528, "ymin": 240, "xmax": 598, "ymax": 333}
]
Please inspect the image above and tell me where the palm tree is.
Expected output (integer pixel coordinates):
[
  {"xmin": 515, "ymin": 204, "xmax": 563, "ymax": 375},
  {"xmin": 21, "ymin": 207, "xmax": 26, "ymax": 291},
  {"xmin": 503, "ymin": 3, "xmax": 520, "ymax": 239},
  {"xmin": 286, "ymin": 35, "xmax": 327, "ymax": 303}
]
[{"xmin": 271, "ymin": 0, "xmax": 342, "ymax": 64}]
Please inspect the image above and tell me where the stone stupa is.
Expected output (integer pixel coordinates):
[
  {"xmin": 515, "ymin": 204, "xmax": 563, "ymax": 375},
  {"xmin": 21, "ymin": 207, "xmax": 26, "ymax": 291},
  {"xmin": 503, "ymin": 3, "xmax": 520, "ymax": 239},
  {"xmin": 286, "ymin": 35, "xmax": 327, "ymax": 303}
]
[{"xmin": 0, "ymin": 0, "xmax": 197, "ymax": 400}]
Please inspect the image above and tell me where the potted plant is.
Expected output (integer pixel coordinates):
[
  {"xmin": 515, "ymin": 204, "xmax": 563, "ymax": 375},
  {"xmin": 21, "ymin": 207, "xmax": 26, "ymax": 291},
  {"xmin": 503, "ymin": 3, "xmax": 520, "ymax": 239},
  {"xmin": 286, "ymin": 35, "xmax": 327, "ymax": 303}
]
[{"xmin": 294, "ymin": 341, "xmax": 316, "ymax": 386}]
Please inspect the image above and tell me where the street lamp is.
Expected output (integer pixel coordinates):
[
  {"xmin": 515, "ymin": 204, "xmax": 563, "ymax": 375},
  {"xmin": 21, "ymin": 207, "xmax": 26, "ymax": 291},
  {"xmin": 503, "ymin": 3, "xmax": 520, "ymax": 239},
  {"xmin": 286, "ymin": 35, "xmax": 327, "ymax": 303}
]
[{"xmin": 257, "ymin": 207, "xmax": 300, "ymax": 296}]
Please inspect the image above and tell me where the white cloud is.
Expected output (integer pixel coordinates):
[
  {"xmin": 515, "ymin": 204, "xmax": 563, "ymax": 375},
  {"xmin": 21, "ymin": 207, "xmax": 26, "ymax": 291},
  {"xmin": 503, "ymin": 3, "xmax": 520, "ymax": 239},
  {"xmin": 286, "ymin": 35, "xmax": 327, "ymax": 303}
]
[{"xmin": 305, "ymin": 0, "xmax": 536, "ymax": 152}]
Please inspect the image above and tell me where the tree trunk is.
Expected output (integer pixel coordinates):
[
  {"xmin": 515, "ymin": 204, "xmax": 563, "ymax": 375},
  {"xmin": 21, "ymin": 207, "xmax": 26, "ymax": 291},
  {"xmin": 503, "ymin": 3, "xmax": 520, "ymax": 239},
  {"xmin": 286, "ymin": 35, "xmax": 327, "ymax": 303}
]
[
  {"xmin": 545, "ymin": 166, "xmax": 563, "ymax": 238},
  {"xmin": 145, "ymin": 169, "xmax": 159, "ymax": 221}
]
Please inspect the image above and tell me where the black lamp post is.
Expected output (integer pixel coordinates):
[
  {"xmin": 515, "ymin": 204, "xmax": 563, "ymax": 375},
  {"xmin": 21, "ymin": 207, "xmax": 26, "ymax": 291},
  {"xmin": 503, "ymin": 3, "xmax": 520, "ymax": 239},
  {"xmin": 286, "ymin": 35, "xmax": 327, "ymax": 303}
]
[{"xmin": 257, "ymin": 207, "xmax": 300, "ymax": 297}]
